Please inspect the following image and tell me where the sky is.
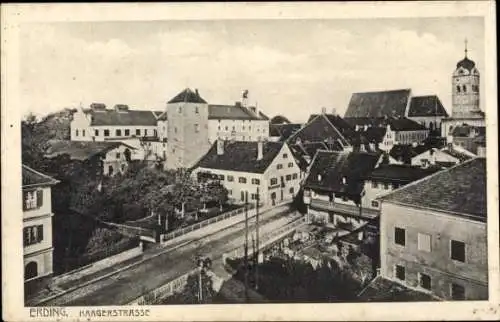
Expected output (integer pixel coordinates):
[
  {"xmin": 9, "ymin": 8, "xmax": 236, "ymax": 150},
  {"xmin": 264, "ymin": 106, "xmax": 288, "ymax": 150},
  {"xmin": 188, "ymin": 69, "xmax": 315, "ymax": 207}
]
[{"xmin": 19, "ymin": 17, "xmax": 484, "ymax": 123}]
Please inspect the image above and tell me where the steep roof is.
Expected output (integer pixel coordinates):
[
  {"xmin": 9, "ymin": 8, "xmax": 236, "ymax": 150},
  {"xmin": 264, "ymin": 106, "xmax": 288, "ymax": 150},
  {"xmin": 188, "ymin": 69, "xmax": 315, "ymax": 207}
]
[
  {"xmin": 193, "ymin": 141, "xmax": 284, "ymax": 174},
  {"xmin": 304, "ymin": 150, "xmax": 381, "ymax": 196},
  {"xmin": 287, "ymin": 114, "xmax": 351, "ymax": 147},
  {"xmin": 379, "ymin": 158, "xmax": 486, "ymax": 221},
  {"xmin": 85, "ymin": 109, "xmax": 158, "ymax": 126},
  {"xmin": 408, "ymin": 95, "xmax": 449, "ymax": 117},
  {"xmin": 345, "ymin": 89, "xmax": 411, "ymax": 118},
  {"xmin": 168, "ymin": 88, "xmax": 207, "ymax": 104},
  {"xmin": 44, "ymin": 140, "xmax": 135, "ymax": 161},
  {"xmin": 367, "ymin": 164, "xmax": 441, "ymax": 184},
  {"xmin": 208, "ymin": 104, "xmax": 267, "ymax": 121},
  {"xmin": 390, "ymin": 144, "xmax": 432, "ymax": 163},
  {"xmin": 344, "ymin": 117, "xmax": 426, "ymax": 132},
  {"xmin": 440, "ymin": 147, "xmax": 474, "ymax": 162},
  {"xmin": 269, "ymin": 123, "xmax": 303, "ymax": 141},
  {"xmin": 288, "ymin": 144, "xmax": 310, "ymax": 171},
  {"xmin": 22, "ymin": 165, "xmax": 59, "ymax": 188},
  {"xmin": 456, "ymin": 56, "xmax": 476, "ymax": 71}
]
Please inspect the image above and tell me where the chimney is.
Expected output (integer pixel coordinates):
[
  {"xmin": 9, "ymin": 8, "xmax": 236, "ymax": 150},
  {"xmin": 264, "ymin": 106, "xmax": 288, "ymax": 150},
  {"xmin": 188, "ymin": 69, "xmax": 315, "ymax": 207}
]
[
  {"xmin": 321, "ymin": 107, "xmax": 327, "ymax": 114},
  {"xmin": 331, "ymin": 108, "xmax": 337, "ymax": 115},
  {"xmin": 195, "ymin": 88, "xmax": 199, "ymax": 97},
  {"xmin": 257, "ymin": 139, "xmax": 263, "ymax": 161},
  {"xmin": 235, "ymin": 101, "xmax": 242, "ymax": 108},
  {"xmin": 217, "ymin": 138, "xmax": 224, "ymax": 155}
]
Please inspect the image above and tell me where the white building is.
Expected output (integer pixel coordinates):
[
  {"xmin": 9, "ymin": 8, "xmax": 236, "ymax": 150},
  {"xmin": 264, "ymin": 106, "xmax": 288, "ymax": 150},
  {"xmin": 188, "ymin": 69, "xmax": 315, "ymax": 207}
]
[
  {"xmin": 191, "ymin": 140, "xmax": 301, "ymax": 206},
  {"xmin": 410, "ymin": 145, "xmax": 475, "ymax": 168},
  {"xmin": 22, "ymin": 165, "xmax": 59, "ymax": 282},
  {"xmin": 70, "ymin": 103, "xmax": 161, "ymax": 142}
]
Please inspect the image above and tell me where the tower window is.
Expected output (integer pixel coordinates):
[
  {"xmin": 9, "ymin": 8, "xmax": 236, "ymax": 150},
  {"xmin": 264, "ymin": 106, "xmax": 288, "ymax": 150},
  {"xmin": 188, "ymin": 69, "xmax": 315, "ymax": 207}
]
[
  {"xmin": 456, "ymin": 85, "xmax": 461, "ymax": 93},
  {"xmin": 462, "ymin": 85, "xmax": 467, "ymax": 93}
]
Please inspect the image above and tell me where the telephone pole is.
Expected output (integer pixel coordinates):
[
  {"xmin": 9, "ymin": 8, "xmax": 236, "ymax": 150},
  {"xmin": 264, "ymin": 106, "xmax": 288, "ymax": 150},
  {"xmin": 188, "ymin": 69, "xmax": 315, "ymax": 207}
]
[{"xmin": 255, "ymin": 187, "xmax": 260, "ymax": 290}]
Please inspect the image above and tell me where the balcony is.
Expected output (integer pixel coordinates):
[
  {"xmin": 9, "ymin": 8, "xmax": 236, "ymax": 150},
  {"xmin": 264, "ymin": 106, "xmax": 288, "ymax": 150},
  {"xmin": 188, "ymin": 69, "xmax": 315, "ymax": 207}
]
[{"xmin": 309, "ymin": 199, "xmax": 379, "ymax": 219}]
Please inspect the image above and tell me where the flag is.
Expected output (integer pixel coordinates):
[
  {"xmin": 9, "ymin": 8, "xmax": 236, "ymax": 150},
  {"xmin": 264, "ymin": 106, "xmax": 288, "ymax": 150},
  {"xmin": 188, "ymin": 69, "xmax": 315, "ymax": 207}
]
[{"xmin": 242, "ymin": 90, "xmax": 249, "ymax": 99}]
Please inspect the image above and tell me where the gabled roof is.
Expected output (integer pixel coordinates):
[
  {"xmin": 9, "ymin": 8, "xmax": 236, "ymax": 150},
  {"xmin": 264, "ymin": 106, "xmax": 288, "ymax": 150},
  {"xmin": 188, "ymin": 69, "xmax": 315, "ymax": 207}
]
[
  {"xmin": 440, "ymin": 147, "xmax": 474, "ymax": 162},
  {"xmin": 379, "ymin": 158, "xmax": 486, "ymax": 221},
  {"xmin": 288, "ymin": 144, "xmax": 310, "ymax": 171},
  {"xmin": 408, "ymin": 95, "xmax": 449, "ymax": 117},
  {"xmin": 167, "ymin": 88, "xmax": 207, "ymax": 104},
  {"xmin": 22, "ymin": 165, "xmax": 59, "ymax": 188},
  {"xmin": 85, "ymin": 109, "xmax": 158, "ymax": 126},
  {"xmin": 287, "ymin": 114, "xmax": 351, "ymax": 147},
  {"xmin": 390, "ymin": 144, "xmax": 432, "ymax": 163},
  {"xmin": 208, "ymin": 104, "xmax": 267, "ymax": 121},
  {"xmin": 193, "ymin": 141, "xmax": 285, "ymax": 174},
  {"xmin": 44, "ymin": 140, "xmax": 135, "ymax": 161},
  {"xmin": 366, "ymin": 164, "xmax": 441, "ymax": 184},
  {"xmin": 304, "ymin": 150, "xmax": 381, "ymax": 196},
  {"xmin": 157, "ymin": 111, "xmax": 168, "ymax": 121},
  {"xmin": 269, "ymin": 123, "xmax": 303, "ymax": 141},
  {"xmin": 344, "ymin": 89, "xmax": 411, "ymax": 118}
]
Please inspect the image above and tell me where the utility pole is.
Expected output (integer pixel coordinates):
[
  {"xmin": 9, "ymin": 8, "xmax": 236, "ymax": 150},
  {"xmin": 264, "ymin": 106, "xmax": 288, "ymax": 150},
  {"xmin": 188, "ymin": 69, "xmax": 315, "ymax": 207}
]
[
  {"xmin": 244, "ymin": 191, "xmax": 249, "ymax": 302},
  {"xmin": 255, "ymin": 187, "xmax": 260, "ymax": 290}
]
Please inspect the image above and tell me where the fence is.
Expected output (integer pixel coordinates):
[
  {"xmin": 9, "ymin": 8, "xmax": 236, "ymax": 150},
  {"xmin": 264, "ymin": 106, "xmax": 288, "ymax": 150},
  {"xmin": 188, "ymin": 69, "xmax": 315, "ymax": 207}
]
[
  {"xmin": 161, "ymin": 204, "xmax": 256, "ymax": 242},
  {"xmin": 222, "ymin": 216, "xmax": 305, "ymax": 264},
  {"xmin": 128, "ymin": 268, "xmax": 198, "ymax": 305}
]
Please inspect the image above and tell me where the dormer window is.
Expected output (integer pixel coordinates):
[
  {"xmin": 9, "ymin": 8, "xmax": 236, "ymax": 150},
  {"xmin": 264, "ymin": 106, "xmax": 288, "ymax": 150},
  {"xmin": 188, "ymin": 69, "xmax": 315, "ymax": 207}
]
[
  {"xmin": 317, "ymin": 174, "xmax": 322, "ymax": 181},
  {"xmin": 342, "ymin": 177, "xmax": 347, "ymax": 185}
]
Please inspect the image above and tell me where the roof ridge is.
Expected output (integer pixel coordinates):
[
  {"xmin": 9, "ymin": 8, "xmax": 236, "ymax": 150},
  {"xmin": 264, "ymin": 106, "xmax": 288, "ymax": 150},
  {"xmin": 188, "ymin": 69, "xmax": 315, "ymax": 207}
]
[
  {"xmin": 22, "ymin": 165, "xmax": 60, "ymax": 186},
  {"xmin": 320, "ymin": 114, "xmax": 351, "ymax": 147}
]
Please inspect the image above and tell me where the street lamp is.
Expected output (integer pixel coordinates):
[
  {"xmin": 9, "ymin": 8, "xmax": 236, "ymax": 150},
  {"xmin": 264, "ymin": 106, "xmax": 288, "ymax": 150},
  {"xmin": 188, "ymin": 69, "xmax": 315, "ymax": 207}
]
[{"xmin": 196, "ymin": 256, "xmax": 212, "ymax": 304}]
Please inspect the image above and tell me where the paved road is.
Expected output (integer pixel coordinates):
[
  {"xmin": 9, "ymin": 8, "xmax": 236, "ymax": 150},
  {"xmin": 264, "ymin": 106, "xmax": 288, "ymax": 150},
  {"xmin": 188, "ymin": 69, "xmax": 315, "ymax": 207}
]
[{"xmin": 41, "ymin": 204, "xmax": 299, "ymax": 306}]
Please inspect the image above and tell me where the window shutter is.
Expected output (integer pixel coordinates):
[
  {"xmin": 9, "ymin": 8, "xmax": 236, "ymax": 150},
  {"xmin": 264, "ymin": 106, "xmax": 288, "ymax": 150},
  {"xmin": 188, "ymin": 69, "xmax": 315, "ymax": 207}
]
[
  {"xmin": 36, "ymin": 190, "xmax": 43, "ymax": 208},
  {"xmin": 37, "ymin": 225, "xmax": 44, "ymax": 242},
  {"xmin": 22, "ymin": 191, "xmax": 28, "ymax": 211}
]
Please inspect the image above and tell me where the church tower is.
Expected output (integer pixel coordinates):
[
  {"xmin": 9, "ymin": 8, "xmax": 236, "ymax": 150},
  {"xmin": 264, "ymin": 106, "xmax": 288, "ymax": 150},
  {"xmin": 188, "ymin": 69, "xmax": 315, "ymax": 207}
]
[
  {"xmin": 451, "ymin": 40, "xmax": 481, "ymax": 118},
  {"xmin": 166, "ymin": 88, "xmax": 210, "ymax": 170}
]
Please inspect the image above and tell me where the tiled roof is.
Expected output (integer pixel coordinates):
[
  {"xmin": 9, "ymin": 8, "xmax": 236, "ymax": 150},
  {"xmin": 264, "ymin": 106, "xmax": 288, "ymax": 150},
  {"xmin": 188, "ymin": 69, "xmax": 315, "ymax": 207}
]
[
  {"xmin": 367, "ymin": 164, "xmax": 441, "ymax": 184},
  {"xmin": 451, "ymin": 125, "xmax": 486, "ymax": 137},
  {"xmin": 168, "ymin": 88, "xmax": 207, "ymax": 104},
  {"xmin": 22, "ymin": 165, "xmax": 59, "ymax": 188},
  {"xmin": 344, "ymin": 89, "xmax": 411, "ymax": 118},
  {"xmin": 304, "ymin": 150, "xmax": 381, "ymax": 197},
  {"xmin": 344, "ymin": 117, "xmax": 426, "ymax": 132},
  {"xmin": 389, "ymin": 144, "xmax": 433, "ymax": 163},
  {"xmin": 379, "ymin": 158, "xmax": 486, "ymax": 220},
  {"xmin": 193, "ymin": 140, "xmax": 284, "ymax": 174},
  {"xmin": 270, "ymin": 115, "xmax": 291, "ymax": 124},
  {"xmin": 157, "ymin": 111, "xmax": 168, "ymax": 121},
  {"xmin": 85, "ymin": 109, "xmax": 158, "ymax": 126},
  {"xmin": 288, "ymin": 144, "xmax": 310, "ymax": 171},
  {"xmin": 44, "ymin": 140, "xmax": 135, "ymax": 161},
  {"xmin": 270, "ymin": 123, "xmax": 303, "ymax": 141},
  {"xmin": 440, "ymin": 147, "xmax": 474, "ymax": 162},
  {"xmin": 287, "ymin": 114, "xmax": 351, "ymax": 147},
  {"xmin": 408, "ymin": 95, "xmax": 449, "ymax": 117},
  {"xmin": 208, "ymin": 104, "xmax": 266, "ymax": 120},
  {"xmin": 357, "ymin": 276, "xmax": 437, "ymax": 302}
]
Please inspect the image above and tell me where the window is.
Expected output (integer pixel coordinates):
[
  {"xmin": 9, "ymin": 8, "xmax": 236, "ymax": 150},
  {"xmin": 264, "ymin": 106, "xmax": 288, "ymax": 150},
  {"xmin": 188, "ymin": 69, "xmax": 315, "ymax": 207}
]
[
  {"xmin": 178, "ymin": 106, "xmax": 182, "ymax": 114},
  {"xmin": 23, "ymin": 190, "xmax": 42, "ymax": 210},
  {"xmin": 75, "ymin": 129, "xmax": 79, "ymax": 137},
  {"xmin": 227, "ymin": 175, "xmax": 234, "ymax": 182},
  {"xmin": 136, "ymin": 129, "xmax": 141, "ymax": 136},
  {"xmin": 289, "ymin": 187, "xmax": 294, "ymax": 194},
  {"xmin": 418, "ymin": 233, "xmax": 432, "ymax": 252},
  {"xmin": 371, "ymin": 200, "xmax": 379, "ymax": 208},
  {"xmin": 451, "ymin": 283, "xmax": 465, "ymax": 300},
  {"xmin": 342, "ymin": 195, "xmax": 349, "ymax": 201},
  {"xmin": 116, "ymin": 129, "xmax": 122, "ymax": 136},
  {"xmin": 251, "ymin": 193, "xmax": 258, "ymax": 200},
  {"xmin": 383, "ymin": 183, "xmax": 390, "ymax": 190},
  {"xmin": 251, "ymin": 178, "xmax": 260, "ymax": 185},
  {"xmin": 232, "ymin": 126, "xmax": 235, "ymax": 131},
  {"xmin": 292, "ymin": 173, "xmax": 298, "ymax": 180},
  {"xmin": 394, "ymin": 227, "xmax": 406, "ymax": 246},
  {"xmin": 174, "ymin": 127, "xmax": 177, "ymax": 134},
  {"xmin": 277, "ymin": 164, "xmax": 283, "ymax": 170},
  {"xmin": 462, "ymin": 85, "xmax": 467, "ymax": 93},
  {"xmin": 371, "ymin": 182, "xmax": 379, "ymax": 189},
  {"xmin": 286, "ymin": 174, "xmax": 292, "ymax": 181},
  {"xmin": 288, "ymin": 162, "xmax": 294, "ymax": 168},
  {"xmin": 283, "ymin": 153, "xmax": 288, "ymax": 159},
  {"xmin": 419, "ymin": 273, "xmax": 431, "ymax": 290},
  {"xmin": 82, "ymin": 130, "xmax": 86, "ymax": 137},
  {"xmin": 125, "ymin": 129, "xmax": 130, "ymax": 136},
  {"xmin": 195, "ymin": 106, "xmax": 199, "ymax": 114},
  {"xmin": 219, "ymin": 175, "xmax": 225, "ymax": 180},
  {"xmin": 238, "ymin": 177, "xmax": 247, "ymax": 184},
  {"xmin": 95, "ymin": 129, "xmax": 99, "ymax": 136},
  {"xmin": 116, "ymin": 152, "xmax": 121, "ymax": 159},
  {"xmin": 194, "ymin": 124, "xmax": 199, "ymax": 133},
  {"xmin": 395, "ymin": 265, "xmax": 405, "ymax": 281},
  {"xmin": 225, "ymin": 126, "xmax": 228, "ymax": 131},
  {"xmin": 228, "ymin": 189, "xmax": 232, "ymax": 196},
  {"xmin": 23, "ymin": 225, "xmax": 43, "ymax": 246},
  {"xmin": 450, "ymin": 240, "xmax": 466, "ymax": 262},
  {"xmin": 270, "ymin": 178, "xmax": 278, "ymax": 185},
  {"xmin": 218, "ymin": 126, "xmax": 221, "ymax": 130},
  {"xmin": 144, "ymin": 129, "xmax": 148, "ymax": 136},
  {"xmin": 104, "ymin": 129, "xmax": 110, "ymax": 137}
]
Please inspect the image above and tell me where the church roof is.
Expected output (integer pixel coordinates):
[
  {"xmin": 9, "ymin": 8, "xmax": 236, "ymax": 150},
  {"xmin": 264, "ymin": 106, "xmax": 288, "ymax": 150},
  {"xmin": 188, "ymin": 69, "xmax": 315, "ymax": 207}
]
[
  {"xmin": 408, "ymin": 95, "xmax": 449, "ymax": 117},
  {"xmin": 456, "ymin": 56, "xmax": 476, "ymax": 71},
  {"xmin": 344, "ymin": 89, "xmax": 411, "ymax": 118},
  {"xmin": 167, "ymin": 88, "xmax": 207, "ymax": 104}
]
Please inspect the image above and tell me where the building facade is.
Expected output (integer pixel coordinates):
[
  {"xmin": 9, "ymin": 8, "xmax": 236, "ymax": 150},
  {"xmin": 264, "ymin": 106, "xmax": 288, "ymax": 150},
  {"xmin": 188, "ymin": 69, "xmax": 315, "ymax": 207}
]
[
  {"xmin": 191, "ymin": 140, "xmax": 301, "ymax": 206},
  {"xmin": 22, "ymin": 165, "xmax": 59, "ymax": 282},
  {"xmin": 378, "ymin": 158, "xmax": 487, "ymax": 300}
]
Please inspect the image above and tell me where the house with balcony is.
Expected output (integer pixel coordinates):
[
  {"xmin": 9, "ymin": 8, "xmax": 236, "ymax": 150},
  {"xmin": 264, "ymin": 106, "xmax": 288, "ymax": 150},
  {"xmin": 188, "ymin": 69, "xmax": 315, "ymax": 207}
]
[
  {"xmin": 22, "ymin": 165, "xmax": 59, "ymax": 283},
  {"xmin": 302, "ymin": 150, "xmax": 381, "ymax": 235},
  {"xmin": 377, "ymin": 158, "xmax": 487, "ymax": 300},
  {"xmin": 191, "ymin": 139, "xmax": 301, "ymax": 206}
]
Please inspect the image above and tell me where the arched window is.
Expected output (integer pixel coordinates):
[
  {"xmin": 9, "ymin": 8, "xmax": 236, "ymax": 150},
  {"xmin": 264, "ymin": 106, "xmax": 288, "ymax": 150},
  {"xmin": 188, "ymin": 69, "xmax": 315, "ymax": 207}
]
[
  {"xmin": 456, "ymin": 85, "xmax": 461, "ymax": 93},
  {"xmin": 462, "ymin": 85, "xmax": 467, "ymax": 92},
  {"xmin": 25, "ymin": 261, "xmax": 38, "ymax": 280}
]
